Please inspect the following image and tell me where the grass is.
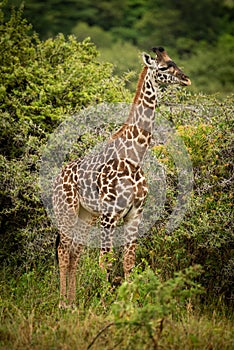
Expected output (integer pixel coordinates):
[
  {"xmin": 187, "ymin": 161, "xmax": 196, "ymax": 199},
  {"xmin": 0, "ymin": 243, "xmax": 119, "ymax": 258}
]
[
  {"xmin": 0, "ymin": 258, "xmax": 233, "ymax": 350},
  {"xmin": 0, "ymin": 301, "xmax": 233, "ymax": 349}
]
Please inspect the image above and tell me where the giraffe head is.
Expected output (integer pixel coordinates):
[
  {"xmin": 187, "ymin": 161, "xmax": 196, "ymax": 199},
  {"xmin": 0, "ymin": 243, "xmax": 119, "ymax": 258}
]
[{"xmin": 142, "ymin": 47, "xmax": 191, "ymax": 87}]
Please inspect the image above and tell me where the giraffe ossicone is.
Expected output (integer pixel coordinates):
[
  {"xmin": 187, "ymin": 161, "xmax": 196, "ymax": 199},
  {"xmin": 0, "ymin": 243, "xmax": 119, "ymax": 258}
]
[{"xmin": 40, "ymin": 48, "xmax": 192, "ymax": 308}]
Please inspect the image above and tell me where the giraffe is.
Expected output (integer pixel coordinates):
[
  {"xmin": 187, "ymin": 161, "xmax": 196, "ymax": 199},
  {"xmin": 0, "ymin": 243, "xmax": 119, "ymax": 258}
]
[{"xmin": 52, "ymin": 47, "xmax": 191, "ymax": 308}]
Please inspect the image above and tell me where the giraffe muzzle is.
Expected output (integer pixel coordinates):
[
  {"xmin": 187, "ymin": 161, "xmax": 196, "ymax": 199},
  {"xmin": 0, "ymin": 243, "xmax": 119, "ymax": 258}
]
[{"xmin": 181, "ymin": 77, "xmax": 191, "ymax": 86}]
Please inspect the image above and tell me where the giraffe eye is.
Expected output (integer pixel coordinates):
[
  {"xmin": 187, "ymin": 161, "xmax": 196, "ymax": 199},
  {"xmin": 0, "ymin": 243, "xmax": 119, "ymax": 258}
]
[{"xmin": 159, "ymin": 67, "xmax": 168, "ymax": 71}]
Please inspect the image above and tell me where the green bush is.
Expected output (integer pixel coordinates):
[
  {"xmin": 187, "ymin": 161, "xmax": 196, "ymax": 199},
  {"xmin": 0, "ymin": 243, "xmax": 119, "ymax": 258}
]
[
  {"xmin": 138, "ymin": 92, "xmax": 233, "ymax": 302},
  {"xmin": 0, "ymin": 9, "xmax": 129, "ymax": 133},
  {"xmin": 0, "ymin": 8, "xmax": 130, "ymax": 272},
  {"xmin": 108, "ymin": 265, "xmax": 203, "ymax": 349}
]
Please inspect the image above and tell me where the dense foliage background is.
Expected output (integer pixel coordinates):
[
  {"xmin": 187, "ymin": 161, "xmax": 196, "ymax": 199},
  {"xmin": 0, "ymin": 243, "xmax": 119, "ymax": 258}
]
[
  {"xmin": 0, "ymin": 4, "xmax": 233, "ymax": 349},
  {"xmin": 4, "ymin": 0, "xmax": 234, "ymax": 94}
]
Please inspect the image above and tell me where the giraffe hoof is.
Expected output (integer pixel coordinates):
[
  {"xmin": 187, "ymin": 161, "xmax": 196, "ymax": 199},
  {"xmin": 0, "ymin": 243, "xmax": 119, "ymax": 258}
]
[
  {"xmin": 59, "ymin": 301, "xmax": 68, "ymax": 309},
  {"xmin": 111, "ymin": 275, "xmax": 123, "ymax": 287},
  {"xmin": 59, "ymin": 301, "xmax": 78, "ymax": 312},
  {"xmin": 59, "ymin": 304, "xmax": 77, "ymax": 312}
]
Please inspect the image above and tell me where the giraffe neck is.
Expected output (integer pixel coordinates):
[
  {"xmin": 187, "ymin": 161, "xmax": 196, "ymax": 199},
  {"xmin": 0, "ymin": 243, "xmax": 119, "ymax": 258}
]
[
  {"xmin": 110, "ymin": 67, "xmax": 158, "ymax": 164},
  {"xmin": 128, "ymin": 66, "xmax": 158, "ymax": 127},
  {"xmin": 132, "ymin": 67, "xmax": 150, "ymax": 107}
]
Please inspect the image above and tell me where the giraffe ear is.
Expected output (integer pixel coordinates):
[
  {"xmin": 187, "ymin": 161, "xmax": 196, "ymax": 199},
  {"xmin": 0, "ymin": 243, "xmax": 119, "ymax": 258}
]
[{"xmin": 142, "ymin": 52, "xmax": 157, "ymax": 69}]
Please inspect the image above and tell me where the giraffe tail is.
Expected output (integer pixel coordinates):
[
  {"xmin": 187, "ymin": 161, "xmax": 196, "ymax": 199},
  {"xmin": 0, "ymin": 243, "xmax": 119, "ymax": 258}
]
[{"xmin": 55, "ymin": 233, "xmax": 60, "ymax": 264}]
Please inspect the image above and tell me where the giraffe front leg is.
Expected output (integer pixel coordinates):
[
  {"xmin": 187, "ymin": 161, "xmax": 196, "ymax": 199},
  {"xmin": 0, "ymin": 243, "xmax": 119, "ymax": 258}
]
[
  {"xmin": 99, "ymin": 215, "xmax": 115, "ymax": 281},
  {"xmin": 123, "ymin": 211, "xmax": 142, "ymax": 279},
  {"xmin": 99, "ymin": 247, "xmax": 114, "ymax": 281},
  {"xmin": 123, "ymin": 241, "xmax": 137, "ymax": 279}
]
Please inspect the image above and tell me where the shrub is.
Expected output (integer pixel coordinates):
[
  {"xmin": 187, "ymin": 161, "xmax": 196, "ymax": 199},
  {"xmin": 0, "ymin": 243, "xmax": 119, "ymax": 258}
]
[
  {"xmin": 0, "ymin": 8, "xmax": 130, "ymax": 272},
  {"xmin": 138, "ymin": 92, "xmax": 234, "ymax": 302}
]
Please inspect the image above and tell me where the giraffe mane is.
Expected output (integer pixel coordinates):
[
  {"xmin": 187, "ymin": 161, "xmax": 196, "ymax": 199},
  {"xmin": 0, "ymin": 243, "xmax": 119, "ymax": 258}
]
[
  {"xmin": 109, "ymin": 67, "xmax": 148, "ymax": 142},
  {"xmin": 132, "ymin": 66, "xmax": 148, "ymax": 107}
]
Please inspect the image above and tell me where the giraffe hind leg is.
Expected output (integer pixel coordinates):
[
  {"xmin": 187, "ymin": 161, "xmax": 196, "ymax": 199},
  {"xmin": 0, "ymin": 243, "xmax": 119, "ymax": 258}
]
[
  {"xmin": 67, "ymin": 244, "xmax": 83, "ymax": 308},
  {"xmin": 57, "ymin": 237, "xmax": 70, "ymax": 309},
  {"xmin": 65, "ymin": 207, "xmax": 97, "ymax": 308},
  {"xmin": 57, "ymin": 234, "xmax": 83, "ymax": 309}
]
